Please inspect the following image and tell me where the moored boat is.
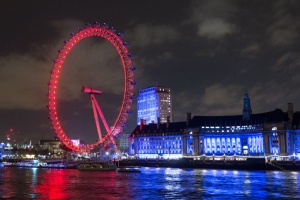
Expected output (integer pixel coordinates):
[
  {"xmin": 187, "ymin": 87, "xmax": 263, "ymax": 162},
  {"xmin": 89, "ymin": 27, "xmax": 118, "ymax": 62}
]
[
  {"xmin": 2, "ymin": 159, "xmax": 74, "ymax": 169},
  {"xmin": 77, "ymin": 162, "xmax": 116, "ymax": 171}
]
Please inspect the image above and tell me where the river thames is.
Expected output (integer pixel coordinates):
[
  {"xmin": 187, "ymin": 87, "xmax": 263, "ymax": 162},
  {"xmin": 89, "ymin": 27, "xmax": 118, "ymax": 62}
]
[{"xmin": 0, "ymin": 165, "xmax": 299, "ymax": 199}]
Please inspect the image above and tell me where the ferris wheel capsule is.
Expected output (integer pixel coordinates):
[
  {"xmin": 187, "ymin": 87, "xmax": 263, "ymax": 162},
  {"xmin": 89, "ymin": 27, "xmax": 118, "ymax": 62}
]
[
  {"xmin": 117, "ymin": 33, "xmax": 123, "ymax": 38},
  {"xmin": 130, "ymin": 66, "xmax": 136, "ymax": 71},
  {"xmin": 128, "ymin": 53, "xmax": 134, "ymax": 58}
]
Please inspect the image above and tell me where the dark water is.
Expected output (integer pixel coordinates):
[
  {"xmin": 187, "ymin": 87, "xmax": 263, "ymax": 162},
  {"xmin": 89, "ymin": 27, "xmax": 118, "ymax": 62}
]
[{"xmin": 0, "ymin": 165, "xmax": 299, "ymax": 199}]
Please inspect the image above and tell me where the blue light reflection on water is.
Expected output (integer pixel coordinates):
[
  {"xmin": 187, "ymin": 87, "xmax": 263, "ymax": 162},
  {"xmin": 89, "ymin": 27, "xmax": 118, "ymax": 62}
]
[{"xmin": 0, "ymin": 166, "xmax": 300, "ymax": 199}]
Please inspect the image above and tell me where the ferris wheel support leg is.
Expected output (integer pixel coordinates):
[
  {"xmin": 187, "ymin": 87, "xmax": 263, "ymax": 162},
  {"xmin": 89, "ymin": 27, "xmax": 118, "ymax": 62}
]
[
  {"xmin": 91, "ymin": 95, "xmax": 116, "ymax": 146},
  {"xmin": 90, "ymin": 94, "xmax": 103, "ymax": 143}
]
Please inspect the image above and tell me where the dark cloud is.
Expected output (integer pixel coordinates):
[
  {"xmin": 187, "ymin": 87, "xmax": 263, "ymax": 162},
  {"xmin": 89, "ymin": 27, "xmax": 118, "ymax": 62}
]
[
  {"xmin": 0, "ymin": 53, "xmax": 48, "ymax": 110},
  {"xmin": 125, "ymin": 24, "xmax": 179, "ymax": 47},
  {"xmin": 241, "ymin": 43, "xmax": 261, "ymax": 55},
  {"xmin": 197, "ymin": 18, "xmax": 237, "ymax": 39},
  {"xmin": 267, "ymin": 1, "xmax": 300, "ymax": 46},
  {"xmin": 0, "ymin": 0, "xmax": 300, "ymax": 144},
  {"xmin": 188, "ymin": 0, "xmax": 237, "ymax": 39},
  {"xmin": 272, "ymin": 52, "xmax": 300, "ymax": 72}
]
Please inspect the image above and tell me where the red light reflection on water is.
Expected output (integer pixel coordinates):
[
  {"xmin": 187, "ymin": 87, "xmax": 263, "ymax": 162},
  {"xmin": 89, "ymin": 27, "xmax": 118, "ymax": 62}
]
[
  {"xmin": 1, "ymin": 168, "xmax": 15, "ymax": 198},
  {"xmin": 35, "ymin": 170, "xmax": 68, "ymax": 199},
  {"xmin": 34, "ymin": 170, "xmax": 121, "ymax": 199}
]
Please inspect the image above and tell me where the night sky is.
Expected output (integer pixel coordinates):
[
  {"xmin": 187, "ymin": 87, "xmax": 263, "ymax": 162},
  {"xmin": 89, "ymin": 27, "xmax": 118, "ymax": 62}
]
[{"xmin": 1, "ymin": 0, "xmax": 299, "ymax": 144}]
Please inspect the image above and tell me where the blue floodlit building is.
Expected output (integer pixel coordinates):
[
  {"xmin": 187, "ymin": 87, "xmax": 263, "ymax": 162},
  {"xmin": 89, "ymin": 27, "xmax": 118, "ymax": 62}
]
[
  {"xmin": 130, "ymin": 92, "xmax": 300, "ymax": 159},
  {"xmin": 137, "ymin": 86, "xmax": 172, "ymax": 125}
]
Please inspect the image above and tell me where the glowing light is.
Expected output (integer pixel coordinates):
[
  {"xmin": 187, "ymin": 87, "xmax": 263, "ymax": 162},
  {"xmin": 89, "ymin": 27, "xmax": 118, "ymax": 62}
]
[
  {"xmin": 47, "ymin": 23, "xmax": 134, "ymax": 153},
  {"xmin": 71, "ymin": 139, "xmax": 80, "ymax": 146}
]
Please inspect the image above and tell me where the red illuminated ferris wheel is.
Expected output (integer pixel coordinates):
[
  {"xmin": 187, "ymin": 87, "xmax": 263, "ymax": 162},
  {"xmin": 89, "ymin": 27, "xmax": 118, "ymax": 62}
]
[{"xmin": 47, "ymin": 22, "xmax": 135, "ymax": 153}]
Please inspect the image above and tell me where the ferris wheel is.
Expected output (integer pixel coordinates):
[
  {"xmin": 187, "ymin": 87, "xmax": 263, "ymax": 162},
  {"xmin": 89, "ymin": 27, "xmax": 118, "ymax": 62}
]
[{"xmin": 47, "ymin": 22, "xmax": 136, "ymax": 153}]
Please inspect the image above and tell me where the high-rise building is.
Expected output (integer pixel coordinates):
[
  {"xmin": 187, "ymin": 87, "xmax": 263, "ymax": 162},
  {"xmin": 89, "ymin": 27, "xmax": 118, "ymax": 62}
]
[{"xmin": 137, "ymin": 86, "xmax": 172, "ymax": 125}]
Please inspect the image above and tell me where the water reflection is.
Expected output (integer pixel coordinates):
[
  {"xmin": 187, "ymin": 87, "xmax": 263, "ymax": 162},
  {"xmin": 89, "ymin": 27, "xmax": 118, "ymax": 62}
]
[
  {"xmin": 0, "ymin": 166, "xmax": 300, "ymax": 199},
  {"xmin": 164, "ymin": 168, "xmax": 182, "ymax": 191},
  {"xmin": 35, "ymin": 170, "xmax": 68, "ymax": 199}
]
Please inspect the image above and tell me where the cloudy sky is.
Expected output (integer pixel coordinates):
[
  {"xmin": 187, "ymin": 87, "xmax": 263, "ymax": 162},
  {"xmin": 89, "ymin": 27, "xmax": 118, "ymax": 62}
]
[{"xmin": 1, "ymin": 0, "xmax": 299, "ymax": 144}]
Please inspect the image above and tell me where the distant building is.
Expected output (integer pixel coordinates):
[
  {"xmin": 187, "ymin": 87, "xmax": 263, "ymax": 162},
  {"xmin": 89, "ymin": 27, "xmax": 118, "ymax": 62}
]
[
  {"xmin": 0, "ymin": 142, "xmax": 5, "ymax": 159},
  {"xmin": 137, "ymin": 86, "xmax": 172, "ymax": 125},
  {"xmin": 39, "ymin": 139, "xmax": 63, "ymax": 158},
  {"xmin": 115, "ymin": 132, "xmax": 131, "ymax": 153},
  {"xmin": 130, "ymin": 92, "xmax": 300, "ymax": 159}
]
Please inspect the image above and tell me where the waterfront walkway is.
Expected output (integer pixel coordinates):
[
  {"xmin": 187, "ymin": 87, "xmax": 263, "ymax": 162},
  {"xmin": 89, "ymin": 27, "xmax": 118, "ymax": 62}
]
[{"xmin": 118, "ymin": 157, "xmax": 300, "ymax": 171}]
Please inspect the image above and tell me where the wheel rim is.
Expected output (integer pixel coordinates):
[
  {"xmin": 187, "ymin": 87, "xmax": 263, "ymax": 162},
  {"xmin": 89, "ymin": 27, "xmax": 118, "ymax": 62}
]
[{"xmin": 48, "ymin": 23, "xmax": 135, "ymax": 152}]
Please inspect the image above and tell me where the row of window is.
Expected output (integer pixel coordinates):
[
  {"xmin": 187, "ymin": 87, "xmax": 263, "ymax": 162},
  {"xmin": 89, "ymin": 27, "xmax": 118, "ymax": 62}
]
[
  {"xmin": 139, "ymin": 150, "xmax": 181, "ymax": 154},
  {"xmin": 140, "ymin": 137, "xmax": 182, "ymax": 141},
  {"xmin": 138, "ymin": 145, "xmax": 182, "ymax": 149}
]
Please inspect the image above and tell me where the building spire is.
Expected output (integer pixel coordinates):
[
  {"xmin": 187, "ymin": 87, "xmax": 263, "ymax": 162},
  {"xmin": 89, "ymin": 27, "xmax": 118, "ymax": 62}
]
[{"xmin": 243, "ymin": 90, "xmax": 252, "ymax": 121}]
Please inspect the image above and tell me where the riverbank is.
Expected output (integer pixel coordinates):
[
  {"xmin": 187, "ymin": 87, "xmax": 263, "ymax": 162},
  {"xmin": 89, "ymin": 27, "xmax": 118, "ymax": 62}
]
[
  {"xmin": 2, "ymin": 157, "xmax": 300, "ymax": 171},
  {"xmin": 118, "ymin": 157, "xmax": 300, "ymax": 171}
]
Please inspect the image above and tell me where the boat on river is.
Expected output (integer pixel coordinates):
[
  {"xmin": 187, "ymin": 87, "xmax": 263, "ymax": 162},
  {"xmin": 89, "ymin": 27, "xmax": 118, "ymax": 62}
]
[
  {"xmin": 2, "ymin": 159, "xmax": 77, "ymax": 169},
  {"xmin": 77, "ymin": 162, "xmax": 116, "ymax": 171}
]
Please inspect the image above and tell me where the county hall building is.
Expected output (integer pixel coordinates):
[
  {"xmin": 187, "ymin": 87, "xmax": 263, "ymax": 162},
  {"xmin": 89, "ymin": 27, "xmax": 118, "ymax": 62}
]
[{"xmin": 130, "ymin": 90, "xmax": 300, "ymax": 159}]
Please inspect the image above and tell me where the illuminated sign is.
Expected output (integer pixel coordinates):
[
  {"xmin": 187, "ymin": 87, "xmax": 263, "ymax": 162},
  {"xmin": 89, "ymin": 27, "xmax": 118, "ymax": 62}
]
[{"xmin": 71, "ymin": 139, "xmax": 80, "ymax": 146}]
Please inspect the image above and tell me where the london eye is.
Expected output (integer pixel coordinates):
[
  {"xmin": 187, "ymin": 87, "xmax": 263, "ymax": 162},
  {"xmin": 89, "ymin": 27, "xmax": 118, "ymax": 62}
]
[{"xmin": 47, "ymin": 22, "xmax": 135, "ymax": 153}]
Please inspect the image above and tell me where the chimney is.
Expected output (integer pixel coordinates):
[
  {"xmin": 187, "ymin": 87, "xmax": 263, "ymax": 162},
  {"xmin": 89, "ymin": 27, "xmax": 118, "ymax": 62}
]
[
  {"xmin": 166, "ymin": 116, "xmax": 170, "ymax": 128},
  {"xmin": 140, "ymin": 119, "xmax": 145, "ymax": 130},
  {"xmin": 186, "ymin": 113, "xmax": 191, "ymax": 126},
  {"xmin": 157, "ymin": 117, "xmax": 160, "ymax": 129}
]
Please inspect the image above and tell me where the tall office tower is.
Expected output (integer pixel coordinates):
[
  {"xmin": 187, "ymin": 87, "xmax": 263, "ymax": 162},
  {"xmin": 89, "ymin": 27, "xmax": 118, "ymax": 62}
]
[{"xmin": 137, "ymin": 86, "xmax": 172, "ymax": 125}]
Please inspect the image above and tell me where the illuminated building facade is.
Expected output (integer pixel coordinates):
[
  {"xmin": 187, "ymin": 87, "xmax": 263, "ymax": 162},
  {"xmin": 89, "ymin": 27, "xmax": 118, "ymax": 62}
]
[
  {"xmin": 130, "ymin": 92, "xmax": 300, "ymax": 159},
  {"xmin": 0, "ymin": 142, "xmax": 4, "ymax": 160},
  {"xmin": 137, "ymin": 86, "xmax": 172, "ymax": 125},
  {"xmin": 130, "ymin": 121, "xmax": 185, "ymax": 159},
  {"xmin": 39, "ymin": 139, "xmax": 64, "ymax": 158}
]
